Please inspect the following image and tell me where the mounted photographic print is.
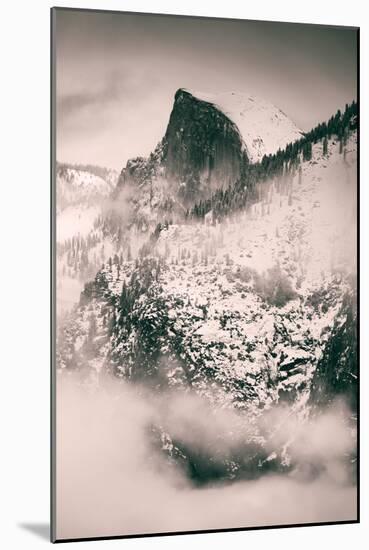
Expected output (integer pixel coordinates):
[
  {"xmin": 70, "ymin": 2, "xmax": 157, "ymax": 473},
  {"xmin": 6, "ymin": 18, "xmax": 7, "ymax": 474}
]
[{"xmin": 51, "ymin": 7, "xmax": 359, "ymax": 542}]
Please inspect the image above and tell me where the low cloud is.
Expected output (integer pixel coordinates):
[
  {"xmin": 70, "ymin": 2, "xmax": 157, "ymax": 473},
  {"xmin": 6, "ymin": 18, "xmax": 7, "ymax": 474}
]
[
  {"xmin": 56, "ymin": 377, "xmax": 357, "ymax": 540},
  {"xmin": 58, "ymin": 71, "xmax": 130, "ymax": 120}
]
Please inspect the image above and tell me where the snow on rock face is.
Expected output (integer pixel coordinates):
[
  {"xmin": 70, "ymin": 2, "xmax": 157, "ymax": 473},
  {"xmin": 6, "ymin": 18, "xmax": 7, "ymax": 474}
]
[{"xmin": 185, "ymin": 89, "xmax": 303, "ymax": 163}]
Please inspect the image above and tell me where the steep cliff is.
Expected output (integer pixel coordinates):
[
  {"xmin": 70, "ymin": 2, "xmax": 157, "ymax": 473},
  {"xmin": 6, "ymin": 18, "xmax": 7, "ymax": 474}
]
[
  {"xmin": 162, "ymin": 89, "xmax": 248, "ymax": 195},
  {"xmin": 118, "ymin": 88, "xmax": 302, "ymax": 204}
]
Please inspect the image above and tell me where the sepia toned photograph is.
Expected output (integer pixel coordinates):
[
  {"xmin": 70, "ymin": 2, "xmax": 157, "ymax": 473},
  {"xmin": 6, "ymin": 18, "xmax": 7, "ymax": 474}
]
[{"xmin": 51, "ymin": 8, "xmax": 359, "ymax": 542}]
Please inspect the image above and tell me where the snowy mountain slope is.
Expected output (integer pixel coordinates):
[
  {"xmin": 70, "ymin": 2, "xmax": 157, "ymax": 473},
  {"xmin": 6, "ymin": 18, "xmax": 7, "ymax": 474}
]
[
  {"xmin": 56, "ymin": 164, "xmax": 114, "ymax": 240},
  {"xmin": 57, "ymin": 128, "xmax": 357, "ymax": 479},
  {"xmin": 185, "ymin": 89, "xmax": 303, "ymax": 162},
  {"xmin": 56, "ymin": 164, "xmax": 118, "ymax": 313},
  {"xmin": 56, "ymin": 164, "xmax": 114, "ymax": 211}
]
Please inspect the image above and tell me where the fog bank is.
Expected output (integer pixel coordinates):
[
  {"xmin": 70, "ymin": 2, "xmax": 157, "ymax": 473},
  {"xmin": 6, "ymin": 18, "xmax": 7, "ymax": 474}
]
[{"xmin": 56, "ymin": 377, "xmax": 356, "ymax": 540}]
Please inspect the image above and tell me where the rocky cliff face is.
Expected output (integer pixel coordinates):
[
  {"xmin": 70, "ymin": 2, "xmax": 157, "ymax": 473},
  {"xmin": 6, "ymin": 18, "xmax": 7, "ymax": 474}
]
[
  {"xmin": 310, "ymin": 289, "xmax": 357, "ymax": 410},
  {"xmin": 162, "ymin": 89, "xmax": 248, "ymax": 196},
  {"xmin": 117, "ymin": 89, "xmax": 302, "ymax": 206}
]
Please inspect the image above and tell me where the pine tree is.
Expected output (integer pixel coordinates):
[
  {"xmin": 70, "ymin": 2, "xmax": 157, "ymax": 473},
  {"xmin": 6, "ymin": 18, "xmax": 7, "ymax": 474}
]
[
  {"xmin": 120, "ymin": 281, "xmax": 129, "ymax": 319},
  {"xmin": 323, "ymin": 136, "xmax": 328, "ymax": 156},
  {"xmin": 303, "ymin": 141, "xmax": 312, "ymax": 161}
]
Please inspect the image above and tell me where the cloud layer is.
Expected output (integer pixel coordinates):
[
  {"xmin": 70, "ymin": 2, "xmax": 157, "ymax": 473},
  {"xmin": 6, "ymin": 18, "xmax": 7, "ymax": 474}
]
[{"xmin": 56, "ymin": 377, "xmax": 356, "ymax": 540}]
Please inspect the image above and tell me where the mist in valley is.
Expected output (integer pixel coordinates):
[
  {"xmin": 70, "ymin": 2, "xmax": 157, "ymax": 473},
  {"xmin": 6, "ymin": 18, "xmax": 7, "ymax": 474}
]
[{"xmin": 56, "ymin": 376, "xmax": 356, "ymax": 540}]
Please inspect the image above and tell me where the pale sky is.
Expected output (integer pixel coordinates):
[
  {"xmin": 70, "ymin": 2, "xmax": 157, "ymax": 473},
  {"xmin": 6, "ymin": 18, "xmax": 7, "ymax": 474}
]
[{"xmin": 54, "ymin": 9, "xmax": 358, "ymax": 170}]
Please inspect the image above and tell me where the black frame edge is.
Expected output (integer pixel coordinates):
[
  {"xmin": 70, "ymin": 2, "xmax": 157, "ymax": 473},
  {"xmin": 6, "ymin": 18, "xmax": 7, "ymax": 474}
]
[
  {"xmin": 50, "ymin": 5, "xmax": 359, "ymax": 31},
  {"xmin": 54, "ymin": 519, "xmax": 359, "ymax": 544},
  {"xmin": 50, "ymin": 6, "xmax": 57, "ymax": 544},
  {"xmin": 356, "ymin": 25, "xmax": 360, "ymax": 525}
]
